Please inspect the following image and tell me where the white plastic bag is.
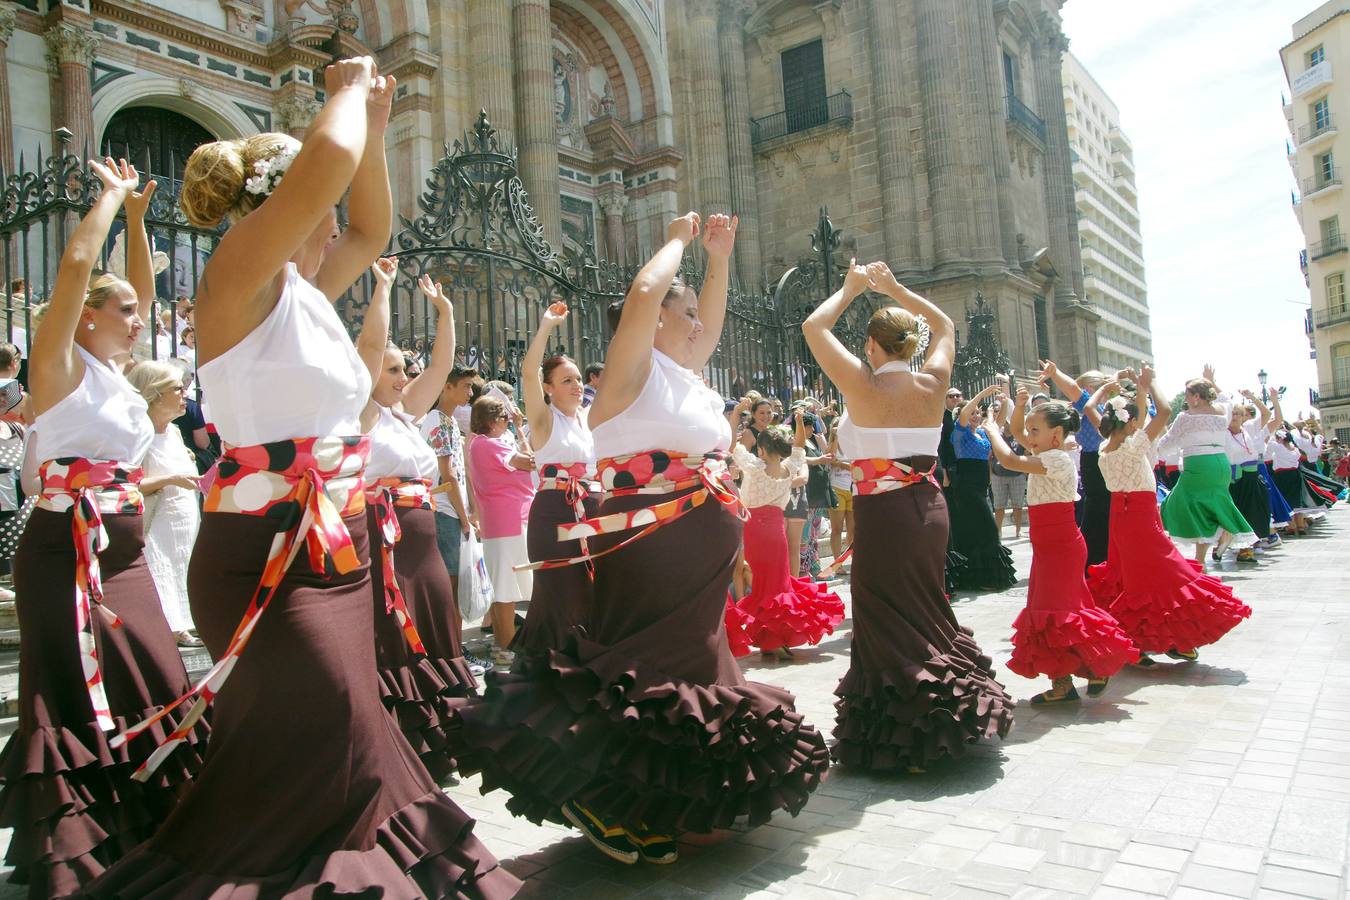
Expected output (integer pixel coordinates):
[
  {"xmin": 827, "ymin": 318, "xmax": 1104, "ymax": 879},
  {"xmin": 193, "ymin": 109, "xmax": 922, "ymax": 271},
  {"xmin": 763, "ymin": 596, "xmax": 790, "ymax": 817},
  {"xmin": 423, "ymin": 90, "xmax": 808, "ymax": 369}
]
[{"xmin": 458, "ymin": 533, "xmax": 494, "ymax": 622}]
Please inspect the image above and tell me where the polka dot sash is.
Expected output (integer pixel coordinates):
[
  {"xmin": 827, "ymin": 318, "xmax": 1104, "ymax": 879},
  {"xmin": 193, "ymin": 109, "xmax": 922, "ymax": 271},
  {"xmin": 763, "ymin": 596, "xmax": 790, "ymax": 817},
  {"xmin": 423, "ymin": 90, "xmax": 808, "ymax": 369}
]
[{"xmin": 822, "ymin": 456, "xmax": 939, "ymax": 576}]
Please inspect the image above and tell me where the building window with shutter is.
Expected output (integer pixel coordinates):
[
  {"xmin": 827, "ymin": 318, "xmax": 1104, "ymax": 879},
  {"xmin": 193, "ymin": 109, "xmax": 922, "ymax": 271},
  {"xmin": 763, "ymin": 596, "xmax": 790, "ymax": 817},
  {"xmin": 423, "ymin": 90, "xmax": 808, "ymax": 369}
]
[
  {"xmin": 1314, "ymin": 96, "xmax": 1332, "ymax": 131},
  {"xmin": 1328, "ymin": 273, "xmax": 1347, "ymax": 313},
  {"xmin": 1309, "ymin": 45, "xmax": 1326, "ymax": 68},
  {"xmin": 1334, "ymin": 343, "xmax": 1350, "ymax": 393},
  {"xmin": 781, "ymin": 40, "xmax": 828, "ymax": 136}
]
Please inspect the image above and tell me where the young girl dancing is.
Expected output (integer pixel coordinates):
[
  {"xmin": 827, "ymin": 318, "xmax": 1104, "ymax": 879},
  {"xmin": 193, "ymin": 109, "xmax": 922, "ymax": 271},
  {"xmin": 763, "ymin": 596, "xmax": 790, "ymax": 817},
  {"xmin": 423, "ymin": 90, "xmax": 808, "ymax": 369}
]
[
  {"xmin": 1086, "ymin": 366, "xmax": 1250, "ymax": 665},
  {"xmin": 729, "ymin": 410, "xmax": 844, "ymax": 659},
  {"xmin": 985, "ymin": 391, "xmax": 1137, "ymax": 703}
]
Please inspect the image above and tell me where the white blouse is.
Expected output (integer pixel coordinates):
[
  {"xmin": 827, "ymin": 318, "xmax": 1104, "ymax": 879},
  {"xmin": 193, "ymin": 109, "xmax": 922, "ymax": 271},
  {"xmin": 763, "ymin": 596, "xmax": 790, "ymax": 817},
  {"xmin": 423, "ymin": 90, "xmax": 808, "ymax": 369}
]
[
  {"xmin": 1225, "ymin": 421, "xmax": 1265, "ymax": 466},
  {"xmin": 732, "ymin": 444, "xmax": 805, "ymax": 510},
  {"xmin": 534, "ymin": 405, "xmax": 595, "ymax": 471},
  {"xmin": 1027, "ymin": 448, "xmax": 1080, "ymax": 506},
  {"xmin": 365, "ymin": 404, "xmax": 437, "ymax": 482},
  {"xmin": 834, "ymin": 414, "xmax": 940, "ymax": 460},
  {"xmin": 1270, "ymin": 442, "xmax": 1303, "ymax": 470},
  {"xmin": 36, "ymin": 345, "xmax": 153, "ymax": 465},
  {"xmin": 1155, "ymin": 411, "xmax": 1230, "ymax": 461},
  {"xmin": 592, "ymin": 349, "xmax": 730, "ymax": 459},
  {"xmin": 1099, "ymin": 430, "xmax": 1158, "ymax": 494}
]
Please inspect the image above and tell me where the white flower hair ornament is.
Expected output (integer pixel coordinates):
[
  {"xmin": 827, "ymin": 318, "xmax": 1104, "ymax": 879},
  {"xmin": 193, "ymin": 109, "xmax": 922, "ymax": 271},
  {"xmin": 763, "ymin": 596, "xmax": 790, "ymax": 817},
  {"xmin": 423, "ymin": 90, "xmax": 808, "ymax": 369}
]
[
  {"xmin": 243, "ymin": 145, "xmax": 299, "ymax": 199},
  {"xmin": 1105, "ymin": 396, "xmax": 1133, "ymax": 423}
]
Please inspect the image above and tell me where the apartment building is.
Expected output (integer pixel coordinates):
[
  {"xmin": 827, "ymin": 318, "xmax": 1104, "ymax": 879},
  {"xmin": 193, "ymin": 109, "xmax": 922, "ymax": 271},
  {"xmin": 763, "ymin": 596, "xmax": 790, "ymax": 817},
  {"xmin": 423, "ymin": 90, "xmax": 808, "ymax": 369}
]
[
  {"xmin": 1062, "ymin": 52, "xmax": 1154, "ymax": 373},
  {"xmin": 1284, "ymin": 2, "xmax": 1350, "ymax": 440}
]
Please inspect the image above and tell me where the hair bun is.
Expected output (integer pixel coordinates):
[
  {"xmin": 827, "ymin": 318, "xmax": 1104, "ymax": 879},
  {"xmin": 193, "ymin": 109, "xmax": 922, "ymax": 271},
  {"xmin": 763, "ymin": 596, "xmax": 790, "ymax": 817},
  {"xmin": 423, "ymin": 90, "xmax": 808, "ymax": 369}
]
[{"xmin": 180, "ymin": 139, "xmax": 246, "ymax": 228}]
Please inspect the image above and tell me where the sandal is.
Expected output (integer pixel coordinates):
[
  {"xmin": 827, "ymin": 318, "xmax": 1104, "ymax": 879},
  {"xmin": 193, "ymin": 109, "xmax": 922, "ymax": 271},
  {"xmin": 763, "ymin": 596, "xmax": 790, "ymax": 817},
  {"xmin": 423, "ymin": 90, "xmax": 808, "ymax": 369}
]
[
  {"xmin": 561, "ymin": 801, "xmax": 639, "ymax": 865},
  {"xmin": 1086, "ymin": 677, "xmax": 1110, "ymax": 697},
  {"xmin": 1030, "ymin": 685, "xmax": 1080, "ymax": 705}
]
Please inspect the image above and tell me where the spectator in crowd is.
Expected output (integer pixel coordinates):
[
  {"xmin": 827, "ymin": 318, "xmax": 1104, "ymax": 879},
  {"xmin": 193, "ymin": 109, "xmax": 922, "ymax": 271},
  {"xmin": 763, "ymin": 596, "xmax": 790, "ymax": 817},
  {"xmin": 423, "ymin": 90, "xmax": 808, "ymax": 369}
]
[
  {"xmin": 991, "ymin": 406, "xmax": 1029, "ymax": 539},
  {"xmin": 582, "ymin": 360, "xmax": 604, "ymax": 408}
]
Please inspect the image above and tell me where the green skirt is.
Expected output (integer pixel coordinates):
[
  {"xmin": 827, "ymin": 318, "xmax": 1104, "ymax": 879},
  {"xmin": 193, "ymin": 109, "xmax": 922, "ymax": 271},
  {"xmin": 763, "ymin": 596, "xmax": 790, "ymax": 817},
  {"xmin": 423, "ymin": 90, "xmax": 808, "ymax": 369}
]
[{"xmin": 1160, "ymin": 452, "xmax": 1254, "ymax": 544}]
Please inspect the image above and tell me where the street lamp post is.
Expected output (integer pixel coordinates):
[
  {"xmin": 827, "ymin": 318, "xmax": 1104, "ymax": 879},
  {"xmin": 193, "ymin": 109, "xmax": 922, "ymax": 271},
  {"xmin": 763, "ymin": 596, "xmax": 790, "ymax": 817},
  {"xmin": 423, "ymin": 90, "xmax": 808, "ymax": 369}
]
[{"xmin": 1258, "ymin": 369, "xmax": 1269, "ymax": 404}]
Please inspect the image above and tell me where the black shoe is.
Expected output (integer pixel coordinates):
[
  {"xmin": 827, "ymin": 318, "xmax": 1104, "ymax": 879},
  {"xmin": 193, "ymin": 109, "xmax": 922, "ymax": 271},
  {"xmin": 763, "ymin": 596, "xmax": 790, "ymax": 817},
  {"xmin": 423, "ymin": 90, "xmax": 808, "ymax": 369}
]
[
  {"xmin": 561, "ymin": 801, "xmax": 639, "ymax": 864},
  {"xmin": 1030, "ymin": 686, "xmax": 1080, "ymax": 705},
  {"xmin": 1166, "ymin": 648, "xmax": 1199, "ymax": 662},
  {"xmin": 624, "ymin": 827, "xmax": 679, "ymax": 864},
  {"xmin": 1086, "ymin": 677, "xmax": 1110, "ymax": 697},
  {"xmin": 1133, "ymin": 654, "xmax": 1157, "ymax": 668}
]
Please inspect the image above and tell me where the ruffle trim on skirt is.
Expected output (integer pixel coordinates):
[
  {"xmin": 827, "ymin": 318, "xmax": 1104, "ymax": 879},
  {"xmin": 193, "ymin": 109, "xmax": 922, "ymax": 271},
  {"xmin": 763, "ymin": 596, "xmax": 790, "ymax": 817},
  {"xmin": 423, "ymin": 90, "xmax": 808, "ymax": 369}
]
[
  {"xmin": 1088, "ymin": 559, "xmax": 1251, "ymax": 654},
  {"xmin": 377, "ymin": 655, "xmax": 477, "ymax": 783},
  {"xmin": 944, "ymin": 550, "xmax": 969, "ymax": 598},
  {"xmin": 0, "ymin": 705, "xmax": 209, "ymax": 897},
  {"xmin": 735, "ymin": 578, "xmax": 845, "ymax": 652},
  {"xmin": 831, "ymin": 627, "xmax": 1013, "ymax": 772},
  {"xmin": 1006, "ymin": 605, "xmax": 1139, "ymax": 680},
  {"xmin": 76, "ymin": 789, "xmax": 521, "ymax": 899},
  {"xmin": 453, "ymin": 634, "xmax": 831, "ymax": 835},
  {"xmin": 948, "ymin": 543, "xmax": 1017, "ymax": 591},
  {"xmin": 723, "ymin": 598, "xmax": 755, "ymax": 659}
]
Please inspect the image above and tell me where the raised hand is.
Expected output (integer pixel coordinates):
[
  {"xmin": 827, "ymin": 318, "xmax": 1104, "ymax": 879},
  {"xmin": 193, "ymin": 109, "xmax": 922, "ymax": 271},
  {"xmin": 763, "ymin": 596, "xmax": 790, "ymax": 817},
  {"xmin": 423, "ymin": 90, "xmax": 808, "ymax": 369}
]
[
  {"xmin": 121, "ymin": 163, "xmax": 157, "ymax": 220},
  {"xmin": 1038, "ymin": 359, "xmax": 1058, "ymax": 380},
  {"xmin": 701, "ymin": 213, "xmax": 739, "ymax": 259},
  {"xmin": 324, "ymin": 56, "xmax": 376, "ymax": 96},
  {"xmin": 90, "ymin": 157, "xmax": 138, "ymax": 197},
  {"xmin": 542, "ymin": 301, "xmax": 569, "ymax": 328},
  {"xmin": 843, "ymin": 258, "xmax": 870, "ymax": 295},
  {"xmin": 1138, "ymin": 364, "xmax": 1154, "ymax": 390},
  {"xmin": 1016, "ymin": 386, "xmax": 1031, "ymax": 407},
  {"xmin": 367, "ymin": 74, "xmax": 397, "ymax": 130},
  {"xmin": 864, "ymin": 260, "xmax": 903, "ymax": 295},
  {"xmin": 372, "ymin": 256, "xmax": 398, "ymax": 287},
  {"xmin": 1202, "ymin": 363, "xmax": 1216, "ymax": 382},
  {"xmin": 666, "ymin": 212, "xmax": 700, "ymax": 245}
]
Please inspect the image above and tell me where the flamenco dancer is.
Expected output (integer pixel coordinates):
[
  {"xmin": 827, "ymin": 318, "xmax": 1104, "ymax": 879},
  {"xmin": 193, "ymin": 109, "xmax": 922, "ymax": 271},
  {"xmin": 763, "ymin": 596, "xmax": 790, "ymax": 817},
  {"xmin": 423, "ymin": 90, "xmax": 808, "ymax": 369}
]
[
  {"xmin": 0, "ymin": 159, "xmax": 208, "ymax": 897},
  {"xmin": 1086, "ymin": 366, "xmax": 1250, "ymax": 666},
  {"xmin": 355, "ymin": 258, "xmax": 478, "ymax": 783},
  {"xmin": 1258, "ymin": 390, "xmax": 1293, "ymax": 543},
  {"xmin": 1040, "ymin": 361, "xmax": 1114, "ymax": 566},
  {"xmin": 82, "ymin": 58, "xmax": 516, "ymax": 897},
  {"xmin": 947, "ymin": 382, "xmax": 1017, "ymax": 590},
  {"xmin": 1270, "ymin": 425, "xmax": 1322, "ymax": 536},
  {"xmin": 985, "ymin": 391, "xmax": 1137, "ymax": 703},
  {"xmin": 507, "ymin": 300, "xmax": 598, "ymax": 668},
  {"xmin": 1157, "ymin": 368, "xmax": 1255, "ymax": 566},
  {"xmin": 1221, "ymin": 391, "xmax": 1277, "ymax": 562},
  {"xmin": 456, "ymin": 212, "xmax": 828, "ymax": 866},
  {"xmin": 729, "ymin": 411, "xmax": 844, "ymax": 659},
  {"xmin": 807, "ymin": 259, "xmax": 1013, "ymax": 772}
]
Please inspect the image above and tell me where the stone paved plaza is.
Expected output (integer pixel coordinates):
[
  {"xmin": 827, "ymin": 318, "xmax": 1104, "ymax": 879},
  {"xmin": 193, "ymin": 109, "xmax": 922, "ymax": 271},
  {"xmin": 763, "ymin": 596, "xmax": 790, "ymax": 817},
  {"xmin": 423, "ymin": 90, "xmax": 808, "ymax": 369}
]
[{"xmin": 1, "ymin": 511, "xmax": 1347, "ymax": 898}]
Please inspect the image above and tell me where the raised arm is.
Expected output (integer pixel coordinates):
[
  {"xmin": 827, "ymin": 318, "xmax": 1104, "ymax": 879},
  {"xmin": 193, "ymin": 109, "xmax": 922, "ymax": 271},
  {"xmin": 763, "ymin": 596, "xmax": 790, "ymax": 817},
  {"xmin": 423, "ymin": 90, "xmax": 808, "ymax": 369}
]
[
  {"xmin": 402, "ymin": 277, "xmax": 456, "ymax": 418},
  {"xmin": 958, "ymin": 384, "xmax": 999, "ymax": 428},
  {"xmin": 866, "ymin": 261, "xmax": 955, "ymax": 386},
  {"xmin": 801, "ymin": 258, "xmax": 874, "ymax": 396},
  {"xmin": 690, "ymin": 214, "xmax": 737, "ymax": 370},
  {"xmin": 1038, "ymin": 359, "xmax": 1080, "ymax": 401},
  {"xmin": 314, "ymin": 74, "xmax": 395, "ymax": 301},
  {"xmin": 120, "ymin": 166, "xmax": 159, "ymax": 325},
  {"xmin": 355, "ymin": 257, "xmax": 396, "ymax": 386},
  {"xmin": 521, "ymin": 301, "xmax": 568, "ymax": 450},
  {"xmin": 1139, "ymin": 365, "xmax": 1170, "ymax": 442},
  {"xmin": 30, "ymin": 158, "xmax": 136, "ymax": 414},
  {"xmin": 1242, "ymin": 389, "xmax": 1272, "ymax": 429},
  {"xmin": 1082, "ymin": 379, "xmax": 1120, "ymax": 432},
  {"xmin": 1268, "ymin": 392, "xmax": 1285, "ymax": 436},
  {"xmin": 1009, "ymin": 387, "xmax": 1031, "ymax": 447},
  {"xmin": 983, "ymin": 416, "xmax": 1046, "ymax": 475}
]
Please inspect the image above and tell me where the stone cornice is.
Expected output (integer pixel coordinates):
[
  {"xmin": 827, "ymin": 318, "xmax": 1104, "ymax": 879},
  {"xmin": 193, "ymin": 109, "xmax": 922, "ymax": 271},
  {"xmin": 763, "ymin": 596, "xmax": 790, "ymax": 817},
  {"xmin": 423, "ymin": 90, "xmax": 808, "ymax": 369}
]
[{"xmin": 91, "ymin": 0, "xmax": 271, "ymax": 67}]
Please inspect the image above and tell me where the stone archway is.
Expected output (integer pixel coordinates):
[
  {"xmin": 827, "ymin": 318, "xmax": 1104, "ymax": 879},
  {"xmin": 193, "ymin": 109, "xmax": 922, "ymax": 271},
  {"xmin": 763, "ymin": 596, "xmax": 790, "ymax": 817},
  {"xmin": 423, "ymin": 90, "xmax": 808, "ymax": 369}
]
[
  {"xmin": 101, "ymin": 106, "xmax": 215, "ymax": 185},
  {"xmin": 92, "ymin": 75, "xmax": 257, "ymax": 153}
]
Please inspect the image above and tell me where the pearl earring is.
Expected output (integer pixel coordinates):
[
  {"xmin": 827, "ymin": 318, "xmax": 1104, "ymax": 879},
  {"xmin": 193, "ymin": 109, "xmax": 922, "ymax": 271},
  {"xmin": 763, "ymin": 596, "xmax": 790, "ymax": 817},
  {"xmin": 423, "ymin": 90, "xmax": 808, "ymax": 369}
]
[{"xmin": 86, "ymin": 323, "xmax": 95, "ymax": 331}]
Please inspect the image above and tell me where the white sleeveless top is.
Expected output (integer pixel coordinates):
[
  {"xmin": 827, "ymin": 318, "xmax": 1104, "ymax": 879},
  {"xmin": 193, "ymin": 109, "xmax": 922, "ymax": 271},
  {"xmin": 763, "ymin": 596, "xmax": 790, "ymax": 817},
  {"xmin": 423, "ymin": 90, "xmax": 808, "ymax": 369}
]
[
  {"xmin": 832, "ymin": 361, "xmax": 941, "ymax": 460},
  {"xmin": 592, "ymin": 349, "xmax": 730, "ymax": 458},
  {"xmin": 200, "ymin": 264, "xmax": 370, "ymax": 446},
  {"xmin": 365, "ymin": 404, "xmax": 437, "ymax": 482},
  {"xmin": 36, "ymin": 344, "xmax": 152, "ymax": 464},
  {"xmin": 534, "ymin": 405, "xmax": 596, "ymax": 471}
]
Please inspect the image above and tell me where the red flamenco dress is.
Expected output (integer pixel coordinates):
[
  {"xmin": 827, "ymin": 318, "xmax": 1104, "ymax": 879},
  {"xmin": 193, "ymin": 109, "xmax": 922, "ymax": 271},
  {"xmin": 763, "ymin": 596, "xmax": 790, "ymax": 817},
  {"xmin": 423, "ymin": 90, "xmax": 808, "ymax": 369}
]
[
  {"xmin": 1007, "ymin": 450, "xmax": 1138, "ymax": 681},
  {"xmin": 1087, "ymin": 431, "xmax": 1251, "ymax": 654},
  {"xmin": 728, "ymin": 446, "xmax": 844, "ymax": 652}
]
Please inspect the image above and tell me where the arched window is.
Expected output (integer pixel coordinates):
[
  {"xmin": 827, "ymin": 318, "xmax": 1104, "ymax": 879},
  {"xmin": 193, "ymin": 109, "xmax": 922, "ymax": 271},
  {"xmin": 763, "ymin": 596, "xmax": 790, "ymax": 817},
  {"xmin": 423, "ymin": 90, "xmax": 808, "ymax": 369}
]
[{"xmin": 101, "ymin": 106, "xmax": 215, "ymax": 188}]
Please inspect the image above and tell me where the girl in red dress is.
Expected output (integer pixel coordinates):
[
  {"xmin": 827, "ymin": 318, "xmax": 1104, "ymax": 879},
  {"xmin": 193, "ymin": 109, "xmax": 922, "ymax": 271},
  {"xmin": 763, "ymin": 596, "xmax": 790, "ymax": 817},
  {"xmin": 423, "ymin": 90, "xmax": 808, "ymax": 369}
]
[
  {"xmin": 1085, "ymin": 365, "xmax": 1250, "ymax": 664},
  {"xmin": 985, "ymin": 391, "xmax": 1137, "ymax": 703},
  {"xmin": 729, "ymin": 411, "xmax": 845, "ymax": 659}
]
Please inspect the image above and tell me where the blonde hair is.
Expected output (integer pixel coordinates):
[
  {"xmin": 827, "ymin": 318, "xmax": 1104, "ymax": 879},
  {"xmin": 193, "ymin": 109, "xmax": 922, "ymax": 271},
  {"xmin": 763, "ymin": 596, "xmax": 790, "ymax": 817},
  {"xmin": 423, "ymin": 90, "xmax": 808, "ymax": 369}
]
[
  {"xmin": 29, "ymin": 272, "xmax": 134, "ymax": 332},
  {"xmin": 866, "ymin": 307, "xmax": 920, "ymax": 361},
  {"xmin": 126, "ymin": 359, "xmax": 184, "ymax": 405},
  {"xmin": 1076, "ymin": 370, "xmax": 1109, "ymax": 392},
  {"xmin": 180, "ymin": 133, "xmax": 302, "ymax": 228},
  {"xmin": 1185, "ymin": 378, "xmax": 1218, "ymax": 402}
]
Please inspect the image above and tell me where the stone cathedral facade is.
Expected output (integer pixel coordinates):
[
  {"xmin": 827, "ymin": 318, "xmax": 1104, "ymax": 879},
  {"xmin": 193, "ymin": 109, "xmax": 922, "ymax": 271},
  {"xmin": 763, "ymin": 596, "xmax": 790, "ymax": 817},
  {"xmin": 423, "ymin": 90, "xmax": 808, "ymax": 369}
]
[{"xmin": 1, "ymin": 0, "xmax": 1099, "ymax": 373}]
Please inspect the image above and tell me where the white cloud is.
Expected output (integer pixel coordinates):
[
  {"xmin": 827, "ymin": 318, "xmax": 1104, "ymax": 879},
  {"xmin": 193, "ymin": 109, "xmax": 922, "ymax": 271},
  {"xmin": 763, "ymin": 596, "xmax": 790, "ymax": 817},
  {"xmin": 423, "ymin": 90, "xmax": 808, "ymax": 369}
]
[{"xmin": 1062, "ymin": 0, "xmax": 1319, "ymax": 414}]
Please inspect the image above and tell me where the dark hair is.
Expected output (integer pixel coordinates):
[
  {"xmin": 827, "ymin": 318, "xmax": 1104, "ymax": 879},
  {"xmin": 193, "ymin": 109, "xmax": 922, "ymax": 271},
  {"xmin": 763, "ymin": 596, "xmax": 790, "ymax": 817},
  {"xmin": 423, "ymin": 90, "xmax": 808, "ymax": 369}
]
[
  {"xmin": 9, "ymin": 278, "xmax": 24, "ymax": 295},
  {"xmin": 447, "ymin": 365, "xmax": 479, "ymax": 385},
  {"xmin": 583, "ymin": 362, "xmax": 604, "ymax": 382},
  {"xmin": 755, "ymin": 424, "xmax": 793, "ymax": 459},
  {"xmin": 1098, "ymin": 398, "xmax": 1139, "ymax": 438},
  {"xmin": 0, "ymin": 342, "xmax": 19, "ymax": 371},
  {"xmin": 751, "ymin": 399, "xmax": 773, "ymax": 417},
  {"xmin": 1031, "ymin": 400, "xmax": 1080, "ymax": 438},
  {"xmin": 470, "ymin": 395, "xmax": 506, "ymax": 435},
  {"xmin": 606, "ymin": 275, "xmax": 690, "ymax": 335},
  {"xmin": 541, "ymin": 354, "xmax": 577, "ymax": 405}
]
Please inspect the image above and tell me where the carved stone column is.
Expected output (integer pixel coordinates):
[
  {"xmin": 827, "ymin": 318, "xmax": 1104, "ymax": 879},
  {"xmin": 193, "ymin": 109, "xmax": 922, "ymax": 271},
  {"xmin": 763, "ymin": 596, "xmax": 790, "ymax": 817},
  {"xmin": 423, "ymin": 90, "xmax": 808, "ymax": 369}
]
[
  {"xmin": 915, "ymin": 0, "xmax": 968, "ymax": 265},
  {"xmin": 718, "ymin": 0, "xmax": 761, "ymax": 288},
  {"xmin": 976, "ymin": 1, "xmax": 1019, "ymax": 266},
  {"xmin": 0, "ymin": 6, "xmax": 16, "ymax": 175},
  {"xmin": 952, "ymin": 1, "xmax": 1003, "ymax": 265},
  {"xmin": 1033, "ymin": 23, "xmax": 1083, "ymax": 304},
  {"xmin": 469, "ymin": 0, "xmax": 515, "ymax": 144},
  {"xmin": 599, "ymin": 191, "xmax": 628, "ymax": 267},
  {"xmin": 275, "ymin": 94, "xmax": 322, "ymax": 139},
  {"xmin": 44, "ymin": 23, "xmax": 99, "ymax": 154},
  {"xmin": 512, "ymin": 0, "xmax": 562, "ymax": 247},
  {"xmin": 687, "ymin": 0, "xmax": 732, "ymax": 215},
  {"xmin": 867, "ymin": 0, "xmax": 920, "ymax": 272}
]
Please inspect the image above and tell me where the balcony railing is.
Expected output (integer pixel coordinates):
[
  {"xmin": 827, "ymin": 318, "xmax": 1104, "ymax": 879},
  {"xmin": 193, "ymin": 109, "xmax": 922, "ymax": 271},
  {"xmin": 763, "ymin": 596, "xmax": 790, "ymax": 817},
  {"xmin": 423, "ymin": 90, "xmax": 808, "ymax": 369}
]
[
  {"xmin": 1313, "ymin": 305, "xmax": 1350, "ymax": 328},
  {"xmin": 1310, "ymin": 235, "xmax": 1349, "ymax": 259},
  {"xmin": 750, "ymin": 91, "xmax": 853, "ymax": 146},
  {"xmin": 1299, "ymin": 115, "xmax": 1337, "ymax": 144},
  {"xmin": 1315, "ymin": 385, "xmax": 1350, "ymax": 406},
  {"xmin": 1005, "ymin": 94, "xmax": 1046, "ymax": 143},
  {"xmin": 1303, "ymin": 173, "xmax": 1343, "ymax": 196}
]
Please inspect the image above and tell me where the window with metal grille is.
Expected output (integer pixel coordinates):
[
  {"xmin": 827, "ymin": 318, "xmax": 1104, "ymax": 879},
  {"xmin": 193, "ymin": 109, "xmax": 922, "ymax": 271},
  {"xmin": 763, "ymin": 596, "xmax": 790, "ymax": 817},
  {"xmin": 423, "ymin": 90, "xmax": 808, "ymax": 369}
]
[
  {"xmin": 1328, "ymin": 272, "xmax": 1346, "ymax": 312},
  {"xmin": 781, "ymin": 40, "xmax": 828, "ymax": 135}
]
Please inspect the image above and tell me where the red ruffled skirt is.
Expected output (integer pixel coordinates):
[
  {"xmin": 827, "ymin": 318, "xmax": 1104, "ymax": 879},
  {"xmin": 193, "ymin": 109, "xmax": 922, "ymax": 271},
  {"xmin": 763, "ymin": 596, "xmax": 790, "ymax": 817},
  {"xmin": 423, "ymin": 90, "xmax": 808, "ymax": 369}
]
[
  {"xmin": 1007, "ymin": 503, "xmax": 1138, "ymax": 680},
  {"xmin": 730, "ymin": 506, "xmax": 844, "ymax": 651},
  {"xmin": 723, "ymin": 596, "xmax": 755, "ymax": 658},
  {"xmin": 1088, "ymin": 491, "xmax": 1251, "ymax": 653}
]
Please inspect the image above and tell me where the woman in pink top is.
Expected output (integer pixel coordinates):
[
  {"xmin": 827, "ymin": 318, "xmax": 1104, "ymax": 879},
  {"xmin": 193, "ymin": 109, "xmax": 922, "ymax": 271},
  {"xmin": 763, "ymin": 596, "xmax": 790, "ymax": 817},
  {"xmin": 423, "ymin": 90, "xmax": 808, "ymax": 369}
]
[{"xmin": 468, "ymin": 394, "xmax": 536, "ymax": 665}]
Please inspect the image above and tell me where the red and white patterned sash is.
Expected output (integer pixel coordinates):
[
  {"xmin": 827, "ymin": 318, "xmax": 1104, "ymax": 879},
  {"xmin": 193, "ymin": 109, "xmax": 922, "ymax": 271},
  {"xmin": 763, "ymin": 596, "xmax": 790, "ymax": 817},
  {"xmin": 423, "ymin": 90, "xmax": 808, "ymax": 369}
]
[
  {"xmin": 37, "ymin": 458, "xmax": 144, "ymax": 733},
  {"xmin": 822, "ymin": 456, "xmax": 940, "ymax": 575},
  {"xmin": 519, "ymin": 450, "xmax": 748, "ymax": 572},
  {"xmin": 366, "ymin": 477, "xmax": 430, "ymax": 656},
  {"xmin": 112, "ymin": 435, "xmax": 370, "ymax": 781},
  {"xmin": 534, "ymin": 462, "xmax": 600, "ymax": 576}
]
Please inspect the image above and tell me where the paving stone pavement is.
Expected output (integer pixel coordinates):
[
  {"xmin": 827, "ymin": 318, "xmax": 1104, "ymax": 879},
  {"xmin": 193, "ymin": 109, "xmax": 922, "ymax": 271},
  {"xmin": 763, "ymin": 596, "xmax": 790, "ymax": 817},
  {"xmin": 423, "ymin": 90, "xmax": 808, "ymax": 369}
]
[{"xmin": 0, "ymin": 510, "xmax": 1347, "ymax": 898}]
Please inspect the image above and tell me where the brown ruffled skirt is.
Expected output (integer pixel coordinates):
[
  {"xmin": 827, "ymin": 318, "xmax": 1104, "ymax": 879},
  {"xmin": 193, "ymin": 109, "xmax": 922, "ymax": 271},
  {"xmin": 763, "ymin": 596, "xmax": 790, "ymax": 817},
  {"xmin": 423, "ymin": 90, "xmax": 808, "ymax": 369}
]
[
  {"xmin": 78, "ymin": 510, "xmax": 519, "ymax": 899},
  {"xmin": 511, "ymin": 488, "xmax": 599, "ymax": 666},
  {"xmin": 833, "ymin": 470, "xmax": 1015, "ymax": 771},
  {"xmin": 0, "ymin": 510, "xmax": 208, "ymax": 899},
  {"xmin": 370, "ymin": 505, "xmax": 478, "ymax": 783},
  {"xmin": 455, "ymin": 487, "xmax": 830, "ymax": 834}
]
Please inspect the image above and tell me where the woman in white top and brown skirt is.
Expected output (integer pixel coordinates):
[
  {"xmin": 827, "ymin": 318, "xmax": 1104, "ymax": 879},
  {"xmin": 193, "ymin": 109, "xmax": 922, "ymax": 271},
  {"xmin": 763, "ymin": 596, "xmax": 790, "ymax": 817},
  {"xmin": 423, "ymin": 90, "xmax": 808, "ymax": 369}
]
[
  {"xmin": 0, "ymin": 160, "xmax": 209, "ymax": 897},
  {"xmin": 82, "ymin": 58, "xmax": 516, "ymax": 897},
  {"xmin": 355, "ymin": 260, "xmax": 478, "ymax": 783},
  {"xmin": 805, "ymin": 259, "xmax": 1013, "ymax": 772},
  {"xmin": 457, "ymin": 213, "xmax": 828, "ymax": 866}
]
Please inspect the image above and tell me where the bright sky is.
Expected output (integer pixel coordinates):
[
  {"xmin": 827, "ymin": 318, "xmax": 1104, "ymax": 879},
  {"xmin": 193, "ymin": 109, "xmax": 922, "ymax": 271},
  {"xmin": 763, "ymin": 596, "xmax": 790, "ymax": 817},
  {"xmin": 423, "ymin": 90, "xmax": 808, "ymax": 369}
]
[{"xmin": 1060, "ymin": 0, "xmax": 1319, "ymax": 416}]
